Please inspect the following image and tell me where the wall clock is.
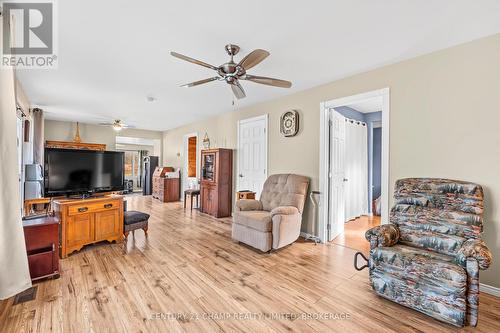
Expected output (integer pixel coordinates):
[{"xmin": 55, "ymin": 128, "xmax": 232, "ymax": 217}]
[{"xmin": 280, "ymin": 110, "xmax": 299, "ymax": 137}]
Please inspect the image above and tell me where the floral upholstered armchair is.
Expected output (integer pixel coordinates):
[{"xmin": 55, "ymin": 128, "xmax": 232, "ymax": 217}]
[{"xmin": 365, "ymin": 178, "xmax": 492, "ymax": 327}]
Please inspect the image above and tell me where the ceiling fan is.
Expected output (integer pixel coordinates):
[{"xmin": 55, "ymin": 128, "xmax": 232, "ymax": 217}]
[
  {"xmin": 171, "ymin": 44, "xmax": 292, "ymax": 99},
  {"xmin": 99, "ymin": 119, "xmax": 135, "ymax": 132}
]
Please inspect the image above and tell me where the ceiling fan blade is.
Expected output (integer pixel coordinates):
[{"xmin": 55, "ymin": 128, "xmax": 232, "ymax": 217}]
[
  {"xmin": 99, "ymin": 123, "xmax": 113, "ymax": 126},
  {"xmin": 243, "ymin": 74, "xmax": 292, "ymax": 88},
  {"xmin": 238, "ymin": 49, "xmax": 270, "ymax": 70},
  {"xmin": 170, "ymin": 51, "xmax": 218, "ymax": 71},
  {"xmin": 180, "ymin": 77, "xmax": 219, "ymax": 88},
  {"xmin": 230, "ymin": 81, "xmax": 246, "ymax": 99}
]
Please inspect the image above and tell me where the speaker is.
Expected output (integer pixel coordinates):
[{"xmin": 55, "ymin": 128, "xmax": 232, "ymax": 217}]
[
  {"xmin": 25, "ymin": 181, "xmax": 43, "ymax": 199},
  {"xmin": 25, "ymin": 164, "xmax": 43, "ymax": 181},
  {"xmin": 142, "ymin": 156, "xmax": 159, "ymax": 195}
]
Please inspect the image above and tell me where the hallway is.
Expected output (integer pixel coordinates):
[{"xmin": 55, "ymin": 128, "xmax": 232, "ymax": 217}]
[{"xmin": 331, "ymin": 216, "xmax": 381, "ymax": 254}]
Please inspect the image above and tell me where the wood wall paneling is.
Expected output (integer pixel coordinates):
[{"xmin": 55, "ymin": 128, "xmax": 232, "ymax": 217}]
[{"xmin": 188, "ymin": 136, "xmax": 197, "ymax": 177}]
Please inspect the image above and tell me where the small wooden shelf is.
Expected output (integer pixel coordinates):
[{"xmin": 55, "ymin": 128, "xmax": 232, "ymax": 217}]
[
  {"xmin": 45, "ymin": 140, "xmax": 106, "ymax": 151},
  {"xmin": 236, "ymin": 191, "xmax": 256, "ymax": 201}
]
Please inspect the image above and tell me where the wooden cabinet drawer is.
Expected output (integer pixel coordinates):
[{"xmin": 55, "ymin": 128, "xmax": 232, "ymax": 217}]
[{"xmin": 68, "ymin": 200, "xmax": 120, "ymax": 216}]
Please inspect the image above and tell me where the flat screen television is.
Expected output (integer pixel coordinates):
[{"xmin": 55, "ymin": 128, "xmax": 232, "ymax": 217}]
[{"xmin": 44, "ymin": 148, "xmax": 124, "ymax": 197}]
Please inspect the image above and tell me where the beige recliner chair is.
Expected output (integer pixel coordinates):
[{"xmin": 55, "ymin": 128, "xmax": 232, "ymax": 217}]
[{"xmin": 232, "ymin": 174, "xmax": 309, "ymax": 252}]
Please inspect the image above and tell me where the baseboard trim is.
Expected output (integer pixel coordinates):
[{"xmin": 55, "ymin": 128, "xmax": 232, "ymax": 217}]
[{"xmin": 480, "ymin": 283, "xmax": 500, "ymax": 297}]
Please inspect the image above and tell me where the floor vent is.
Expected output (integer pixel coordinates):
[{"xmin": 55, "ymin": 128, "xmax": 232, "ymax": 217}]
[{"xmin": 13, "ymin": 286, "xmax": 38, "ymax": 305}]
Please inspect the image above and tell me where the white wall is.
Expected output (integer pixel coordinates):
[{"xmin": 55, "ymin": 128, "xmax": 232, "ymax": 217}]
[
  {"xmin": 163, "ymin": 33, "xmax": 500, "ymax": 288},
  {"xmin": 44, "ymin": 119, "xmax": 163, "ymax": 161}
]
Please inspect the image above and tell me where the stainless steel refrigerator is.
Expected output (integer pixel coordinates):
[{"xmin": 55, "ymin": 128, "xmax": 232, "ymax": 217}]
[{"xmin": 142, "ymin": 156, "xmax": 158, "ymax": 195}]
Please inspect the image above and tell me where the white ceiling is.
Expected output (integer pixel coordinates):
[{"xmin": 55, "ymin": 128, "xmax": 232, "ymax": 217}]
[
  {"xmin": 347, "ymin": 97, "xmax": 383, "ymax": 114},
  {"xmin": 17, "ymin": 0, "xmax": 500, "ymax": 131}
]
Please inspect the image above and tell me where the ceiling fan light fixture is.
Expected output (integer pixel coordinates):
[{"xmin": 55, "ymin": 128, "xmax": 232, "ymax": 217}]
[
  {"xmin": 99, "ymin": 119, "xmax": 134, "ymax": 131},
  {"xmin": 171, "ymin": 44, "xmax": 292, "ymax": 100}
]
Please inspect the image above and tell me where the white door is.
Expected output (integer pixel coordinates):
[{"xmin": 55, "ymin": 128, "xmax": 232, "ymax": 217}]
[
  {"xmin": 237, "ymin": 115, "xmax": 268, "ymax": 198},
  {"xmin": 328, "ymin": 110, "xmax": 346, "ymax": 241}
]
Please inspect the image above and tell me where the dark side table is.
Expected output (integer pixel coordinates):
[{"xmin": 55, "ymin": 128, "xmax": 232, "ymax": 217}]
[{"xmin": 22, "ymin": 215, "xmax": 60, "ymax": 281}]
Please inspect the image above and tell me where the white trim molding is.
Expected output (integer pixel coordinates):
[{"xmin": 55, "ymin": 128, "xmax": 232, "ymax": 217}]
[
  {"xmin": 480, "ymin": 283, "xmax": 500, "ymax": 297},
  {"xmin": 319, "ymin": 88, "xmax": 390, "ymax": 243}
]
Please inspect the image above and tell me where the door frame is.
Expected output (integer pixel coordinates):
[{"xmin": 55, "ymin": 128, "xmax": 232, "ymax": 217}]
[
  {"xmin": 123, "ymin": 150, "xmax": 142, "ymax": 191},
  {"xmin": 236, "ymin": 114, "xmax": 268, "ymax": 192},
  {"xmin": 183, "ymin": 132, "xmax": 199, "ymax": 198},
  {"xmin": 319, "ymin": 88, "xmax": 390, "ymax": 243}
]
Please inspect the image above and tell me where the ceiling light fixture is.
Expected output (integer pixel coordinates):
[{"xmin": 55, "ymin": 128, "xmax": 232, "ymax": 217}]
[
  {"xmin": 170, "ymin": 44, "xmax": 292, "ymax": 100},
  {"xmin": 99, "ymin": 119, "xmax": 135, "ymax": 131}
]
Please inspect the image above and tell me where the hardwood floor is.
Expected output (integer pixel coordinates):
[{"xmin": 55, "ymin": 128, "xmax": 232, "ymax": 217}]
[
  {"xmin": 1, "ymin": 195, "xmax": 499, "ymax": 332},
  {"xmin": 331, "ymin": 215, "xmax": 381, "ymax": 255}
]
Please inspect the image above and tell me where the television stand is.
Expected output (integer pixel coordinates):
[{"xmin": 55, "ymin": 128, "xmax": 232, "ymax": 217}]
[
  {"xmin": 67, "ymin": 193, "xmax": 92, "ymax": 200},
  {"xmin": 53, "ymin": 195, "xmax": 124, "ymax": 258}
]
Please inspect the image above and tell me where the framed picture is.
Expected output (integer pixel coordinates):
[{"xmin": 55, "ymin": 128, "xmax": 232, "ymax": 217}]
[{"xmin": 202, "ymin": 132, "xmax": 210, "ymax": 149}]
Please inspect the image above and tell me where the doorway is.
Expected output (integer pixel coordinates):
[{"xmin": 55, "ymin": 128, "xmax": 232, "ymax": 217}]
[
  {"xmin": 183, "ymin": 132, "xmax": 199, "ymax": 196},
  {"xmin": 319, "ymin": 88, "xmax": 390, "ymax": 250},
  {"xmin": 124, "ymin": 151, "xmax": 142, "ymax": 192},
  {"xmin": 237, "ymin": 114, "xmax": 268, "ymax": 198}
]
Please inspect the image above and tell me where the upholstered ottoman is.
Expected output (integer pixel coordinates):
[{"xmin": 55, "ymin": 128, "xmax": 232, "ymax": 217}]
[{"xmin": 123, "ymin": 201, "xmax": 150, "ymax": 240}]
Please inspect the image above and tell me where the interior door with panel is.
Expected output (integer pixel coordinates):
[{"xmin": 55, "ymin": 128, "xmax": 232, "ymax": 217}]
[
  {"xmin": 328, "ymin": 110, "xmax": 346, "ymax": 241},
  {"xmin": 237, "ymin": 115, "xmax": 267, "ymax": 197}
]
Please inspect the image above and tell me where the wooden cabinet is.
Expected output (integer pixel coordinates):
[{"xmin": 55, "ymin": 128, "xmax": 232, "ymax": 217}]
[
  {"xmin": 200, "ymin": 148, "xmax": 233, "ymax": 218},
  {"xmin": 23, "ymin": 216, "xmax": 60, "ymax": 281},
  {"xmin": 152, "ymin": 167, "xmax": 180, "ymax": 202},
  {"xmin": 201, "ymin": 184, "xmax": 218, "ymax": 216},
  {"xmin": 53, "ymin": 196, "xmax": 124, "ymax": 258}
]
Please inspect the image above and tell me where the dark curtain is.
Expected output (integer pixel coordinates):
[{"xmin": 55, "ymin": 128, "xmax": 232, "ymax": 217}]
[{"xmin": 32, "ymin": 108, "xmax": 44, "ymax": 165}]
